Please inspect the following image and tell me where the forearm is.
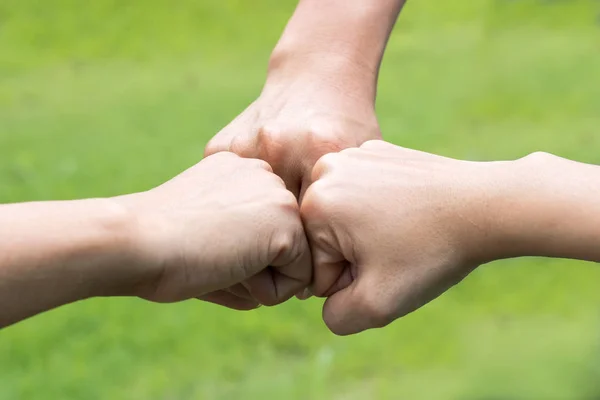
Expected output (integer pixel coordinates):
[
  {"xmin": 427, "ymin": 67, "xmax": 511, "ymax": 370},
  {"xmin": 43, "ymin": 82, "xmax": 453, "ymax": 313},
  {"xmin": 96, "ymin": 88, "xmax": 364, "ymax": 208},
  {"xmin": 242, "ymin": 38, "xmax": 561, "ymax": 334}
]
[
  {"xmin": 484, "ymin": 152, "xmax": 600, "ymax": 263},
  {"xmin": 0, "ymin": 198, "xmax": 140, "ymax": 328},
  {"xmin": 267, "ymin": 0, "xmax": 406, "ymax": 99}
]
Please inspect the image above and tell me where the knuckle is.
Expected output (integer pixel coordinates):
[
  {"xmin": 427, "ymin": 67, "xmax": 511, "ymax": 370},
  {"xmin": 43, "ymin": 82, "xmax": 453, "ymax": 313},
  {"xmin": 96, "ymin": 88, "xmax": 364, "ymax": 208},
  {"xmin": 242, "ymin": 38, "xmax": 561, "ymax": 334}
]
[
  {"xmin": 300, "ymin": 180, "xmax": 338, "ymax": 221},
  {"xmin": 256, "ymin": 125, "xmax": 288, "ymax": 147},
  {"xmin": 229, "ymin": 136, "xmax": 254, "ymax": 157},
  {"xmin": 271, "ymin": 227, "xmax": 299, "ymax": 257},
  {"xmin": 304, "ymin": 133, "xmax": 349, "ymax": 163},
  {"xmin": 204, "ymin": 139, "xmax": 228, "ymax": 157},
  {"xmin": 255, "ymin": 125, "xmax": 291, "ymax": 169},
  {"xmin": 206, "ymin": 150, "xmax": 238, "ymax": 162},
  {"xmin": 268, "ymin": 174, "xmax": 289, "ymax": 193},
  {"xmin": 311, "ymin": 152, "xmax": 342, "ymax": 182},
  {"xmin": 316, "ymin": 152, "xmax": 341, "ymax": 169},
  {"xmin": 306, "ymin": 130, "xmax": 345, "ymax": 152},
  {"xmin": 360, "ymin": 139, "xmax": 387, "ymax": 151},
  {"xmin": 249, "ymin": 158, "xmax": 273, "ymax": 173},
  {"xmin": 338, "ymin": 147, "xmax": 362, "ymax": 158},
  {"xmin": 272, "ymin": 187, "xmax": 298, "ymax": 208},
  {"xmin": 204, "ymin": 138, "xmax": 225, "ymax": 157}
]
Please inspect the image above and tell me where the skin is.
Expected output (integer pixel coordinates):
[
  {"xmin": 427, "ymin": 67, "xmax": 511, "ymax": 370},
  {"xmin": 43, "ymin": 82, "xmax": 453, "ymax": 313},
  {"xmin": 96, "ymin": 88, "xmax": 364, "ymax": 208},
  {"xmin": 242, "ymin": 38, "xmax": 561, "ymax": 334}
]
[
  {"xmin": 1, "ymin": 0, "xmax": 409, "ymax": 325},
  {"xmin": 301, "ymin": 140, "xmax": 600, "ymax": 336},
  {"xmin": 9, "ymin": 1, "xmax": 596, "ymax": 338},
  {"xmin": 0, "ymin": 152, "xmax": 311, "ymax": 329},
  {"xmin": 205, "ymin": 0, "xmax": 407, "ymax": 198}
]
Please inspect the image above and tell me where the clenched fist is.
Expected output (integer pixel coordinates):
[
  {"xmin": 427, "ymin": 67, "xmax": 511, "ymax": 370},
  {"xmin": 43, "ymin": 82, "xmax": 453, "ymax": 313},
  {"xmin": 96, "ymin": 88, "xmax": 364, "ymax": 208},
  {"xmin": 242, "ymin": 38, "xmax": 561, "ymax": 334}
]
[
  {"xmin": 301, "ymin": 141, "xmax": 511, "ymax": 335},
  {"xmin": 119, "ymin": 152, "xmax": 311, "ymax": 309},
  {"xmin": 203, "ymin": 0, "xmax": 404, "ymax": 200},
  {"xmin": 204, "ymin": 60, "xmax": 381, "ymax": 199}
]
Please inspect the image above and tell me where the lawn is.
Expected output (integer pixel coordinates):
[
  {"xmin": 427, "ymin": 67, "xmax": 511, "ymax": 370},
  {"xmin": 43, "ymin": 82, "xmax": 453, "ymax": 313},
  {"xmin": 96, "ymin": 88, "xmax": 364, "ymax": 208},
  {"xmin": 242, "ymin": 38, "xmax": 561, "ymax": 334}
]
[{"xmin": 1, "ymin": 0, "xmax": 600, "ymax": 398}]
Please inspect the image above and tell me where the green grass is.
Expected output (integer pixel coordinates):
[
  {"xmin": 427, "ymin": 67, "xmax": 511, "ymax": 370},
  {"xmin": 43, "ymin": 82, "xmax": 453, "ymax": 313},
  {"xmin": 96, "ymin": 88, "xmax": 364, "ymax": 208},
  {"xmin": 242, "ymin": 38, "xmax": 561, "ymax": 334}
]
[{"xmin": 1, "ymin": 0, "xmax": 600, "ymax": 398}]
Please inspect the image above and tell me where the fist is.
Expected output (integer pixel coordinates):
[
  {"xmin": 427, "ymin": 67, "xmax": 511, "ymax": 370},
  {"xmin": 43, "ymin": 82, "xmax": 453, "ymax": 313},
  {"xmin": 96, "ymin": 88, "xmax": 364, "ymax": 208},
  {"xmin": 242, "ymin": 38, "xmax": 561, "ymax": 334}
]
[
  {"xmin": 301, "ymin": 141, "xmax": 504, "ymax": 335},
  {"xmin": 204, "ymin": 76, "xmax": 380, "ymax": 198},
  {"xmin": 120, "ymin": 152, "xmax": 311, "ymax": 309}
]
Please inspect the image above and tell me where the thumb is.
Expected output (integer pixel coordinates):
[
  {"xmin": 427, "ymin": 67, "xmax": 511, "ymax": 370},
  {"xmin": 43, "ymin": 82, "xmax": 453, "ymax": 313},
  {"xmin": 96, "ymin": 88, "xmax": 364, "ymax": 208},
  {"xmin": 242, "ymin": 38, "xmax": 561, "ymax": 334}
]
[
  {"xmin": 307, "ymin": 229, "xmax": 391, "ymax": 336},
  {"xmin": 322, "ymin": 269, "xmax": 398, "ymax": 336},
  {"xmin": 308, "ymin": 230, "xmax": 351, "ymax": 297},
  {"xmin": 244, "ymin": 213, "xmax": 313, "ymax": 306}
]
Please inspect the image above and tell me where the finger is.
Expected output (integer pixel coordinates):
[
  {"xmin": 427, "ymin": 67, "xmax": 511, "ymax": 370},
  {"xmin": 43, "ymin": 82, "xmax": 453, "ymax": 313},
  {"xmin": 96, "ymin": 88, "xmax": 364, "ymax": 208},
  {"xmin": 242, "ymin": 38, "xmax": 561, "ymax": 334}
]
[
  {"xmin": 268, "ymin": 200, "xmax": 313, "ymax": 305},
  {"xmin": 321, "ymin": 271, "xmax": 397, "ymax": 336},
  {"xmin": 299, "ymin": 145, "xmax": 335, "ymax": 202},
  {"xmin": 359, "ymin": 139, "xmax": 396, "ymax": 152},
  {"xmin": 251, "ymin": 127, "xmax": 304, "ymax": 197},
  {"xmin": 298, "ymin": 161, "xmax": 318, "ymax": 204},
  {"xmin": 197, "ymin": 290, "xmax": 260, "ymax": 311},
  {"xmin": 243, "ymin": 268, "xmax": 277, "ymax": 305},
  {"xmin": 205, "ymin": 126, "xmax": 256, "ymax": 159},
  {"xmin": 204, "ymin": 136, "xmax": 232, "ymax": 158},
  {"xmin": 225, "ymin": 283, "xmax": 254, "ymax": 301},
  {"xmin": 295, "ymin": 287, "xmax": 313, "ymax": 301},
  {"xmin": 322, "ymin": 263, "xmax": 354, "ymax": 297},
  {"xmin": 231, "ymin": 134, "xmax": 303, "ymax": 197},
  {"xmin": 270, "ymin": 231, "xmax": 313, "ymax": 302},
  {"xmin": 245, "ymin": 244, "xmax": 312, "ymax": 306},
  {"xmin": 310, "ymin": 152, "xmax": 339, "ymax": 183},
  {"xmin": 308, "ymin": 234, "xmax": 349, "ymax": 297},
  {"xmin": 266, "ymin": 157, "xmax": 302, "ymax": 199},
  {"xmin": 300, "ymin": 188, "xmax": 349, "ymax": 297},
  {"xmin": 244, "ymin": 224, "xmax": 312, "ymax": 306},
  {"xmin": 204, "ymin": 111, "xmax": 252, "ymax": 158}
]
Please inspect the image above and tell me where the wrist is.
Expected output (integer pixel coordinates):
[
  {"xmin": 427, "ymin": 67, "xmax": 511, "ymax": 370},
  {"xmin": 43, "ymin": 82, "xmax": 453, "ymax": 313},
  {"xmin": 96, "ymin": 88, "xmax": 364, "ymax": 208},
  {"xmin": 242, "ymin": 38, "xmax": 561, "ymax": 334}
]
[
  {"xmin": 267, "ymin": 42, "xmax": 379, "ymax": 81},
  {"xmin": 102, "ymin": 195, "xmax": 166, "ymax": 298},
  {"xmin": 441, "ymin": 159, "xmax": 521, "ymax": 266},
  {"xmin": 39, "ymin": 198, "xmax": 147, "ymax": 300},
  {"xmin": 471, "ymin": 152, "xmax": 600, "ymax": 263},
  {"xmin": 265, "ymin": 49, "xmax": 378, "ymax": 103},
  {"xmin": 265, "ymin": 0, "xmax": 403, "ymax": 99},
  {"xmin": 0, "ymin": 198, "xmax": 147, "ymax": 327},
  {"xmin": 271, "ymin": 0, "xmax": 402, "ymax": 69}
]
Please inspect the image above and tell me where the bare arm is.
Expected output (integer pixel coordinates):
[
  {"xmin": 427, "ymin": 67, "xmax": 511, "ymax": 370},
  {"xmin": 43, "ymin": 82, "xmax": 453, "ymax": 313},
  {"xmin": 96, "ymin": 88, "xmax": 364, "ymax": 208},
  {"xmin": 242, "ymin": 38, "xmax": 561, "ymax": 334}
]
[
  {"xmin": 268, "ymin": 0, "xmax": 407, "ymax": 99},
  {"xmin": 302, "ymin": 142, "xmax": 600, "ymax": 335},
  {"xmin": 0, "ymin": 199, "xmax": 138, "ymax": 327},
  {"xmin": 0, "ymin": 153, "xmax": 310, "ymax": 329},
  {"xmin": 481, "ymin": 152, "xmax": 600, "ymax": 264}
]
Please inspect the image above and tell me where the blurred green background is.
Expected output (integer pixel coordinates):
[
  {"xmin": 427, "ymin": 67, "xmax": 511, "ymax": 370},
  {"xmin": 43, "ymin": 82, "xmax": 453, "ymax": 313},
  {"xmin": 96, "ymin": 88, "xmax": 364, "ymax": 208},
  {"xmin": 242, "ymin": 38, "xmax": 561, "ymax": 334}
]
[{"xmin": 1, "ymin": 0, "xmax": 600, "ymax": 398}]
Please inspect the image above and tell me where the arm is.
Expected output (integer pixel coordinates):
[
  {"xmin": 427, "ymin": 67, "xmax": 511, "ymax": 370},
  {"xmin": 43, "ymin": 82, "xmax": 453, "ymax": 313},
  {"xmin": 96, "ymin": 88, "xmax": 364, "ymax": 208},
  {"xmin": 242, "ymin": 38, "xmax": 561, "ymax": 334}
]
[
  {"xmin": 479, "ymin": 151, "xmax": 600, "ymax": 264},
  {"xmin": 301, "ymin": 141, "xmax": 600, "ymax": 335},
  {"xmin": 267, "ymin": 0, "xmax": 407, "ymax": 100},
  {"xmin": 0, "ymin": 152, "xmax": 310, "ymax": 329},
  {"xmin": 205, "ymin": 0, "xmax": 406, "ymax": 197},
  {"xmin": 0, "ymin": 199, "xmax": 139, "ymax": 327}
]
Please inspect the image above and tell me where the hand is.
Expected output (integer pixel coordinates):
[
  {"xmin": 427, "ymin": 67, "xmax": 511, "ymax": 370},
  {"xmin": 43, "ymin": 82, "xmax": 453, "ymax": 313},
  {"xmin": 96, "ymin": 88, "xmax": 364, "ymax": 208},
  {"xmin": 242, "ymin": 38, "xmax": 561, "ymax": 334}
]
[
  {"xmin": 119, "ymin": 152, "xmax": 311, "ymax": 309},
  {"xmin": 204, "ymin": 58, "xmax": 381, "ymax": 198},
  {"xmin": 205, "ymin": 0, "xmax": 405, "ymax": 197},
  {"xmin": 301, "ymin": 140, "xmax": 512, "ymax": 335}
]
